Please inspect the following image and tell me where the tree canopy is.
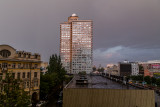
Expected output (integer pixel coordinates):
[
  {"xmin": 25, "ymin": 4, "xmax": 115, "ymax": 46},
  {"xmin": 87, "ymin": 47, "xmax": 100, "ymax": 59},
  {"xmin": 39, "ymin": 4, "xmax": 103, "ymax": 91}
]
[
  {"xmin": 40, "ymin": 54, "xmax": 66, "ymax": 100},
  {"xmin": 0, "ymin": 72, "xmax": 30, "ymax": 107}
]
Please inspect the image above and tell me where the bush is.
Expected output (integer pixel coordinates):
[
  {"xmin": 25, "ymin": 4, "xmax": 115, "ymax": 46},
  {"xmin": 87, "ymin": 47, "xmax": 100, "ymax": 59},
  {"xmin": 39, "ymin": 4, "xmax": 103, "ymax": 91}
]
[
  {"xmin": 144, "ymin": 76, "xmax": 151, "ymax": 84},
  {"xmin": 78, "ymin": 71, "xmax": 86, "ymax": 75}
]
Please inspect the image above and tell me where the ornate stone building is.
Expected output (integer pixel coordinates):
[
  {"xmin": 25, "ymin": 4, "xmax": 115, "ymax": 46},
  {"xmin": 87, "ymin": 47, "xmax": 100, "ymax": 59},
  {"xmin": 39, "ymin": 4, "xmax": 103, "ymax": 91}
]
[{"xmin": 0, "ymin": 44, "xmax": 41, "ymax": 100}]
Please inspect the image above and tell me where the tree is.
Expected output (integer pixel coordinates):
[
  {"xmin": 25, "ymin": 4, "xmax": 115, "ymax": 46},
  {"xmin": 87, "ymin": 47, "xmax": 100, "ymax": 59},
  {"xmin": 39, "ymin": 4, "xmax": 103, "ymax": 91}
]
[
  {"xmin": 144, "ymin": 76, "xmax": 151, "ymax": 84},
  {"xmin": 156, "ymin": 78, "xmax": 160, "ymax": 87},
  {"xmin": 137, "ymin": 75, "xmax": 143, "ymax": 82},
  {"xmin": 92, "ymin": 66, "xmax": 96, "ymax": 72},
  {"xmin": 139, "ymin": 65, "xmax": 144, "ymax": 71},
  {"xmin": 0, "ymin": 72, "xmax": 30, "ymax": 107},
  {"xmin": 40, "ymin": 54, "xmax": 66, "ymax": 100},
  {"xmin": 98, "ymin": 67, "xmax": 105, "ymax": 72},
  {"xmin": 151, "ymin": 77, "xmax": 156, "ymax": 85},
  {"xmin": 78, "ymin": 71, "xmax": 86, "ymax": 75}
]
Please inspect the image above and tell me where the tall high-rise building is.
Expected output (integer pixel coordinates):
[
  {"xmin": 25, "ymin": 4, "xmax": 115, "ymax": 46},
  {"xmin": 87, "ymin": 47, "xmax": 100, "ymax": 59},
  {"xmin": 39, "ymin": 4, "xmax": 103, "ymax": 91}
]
[{"xmin": 60, "ymin": 14, "xmax": 93, "ymax": 74}]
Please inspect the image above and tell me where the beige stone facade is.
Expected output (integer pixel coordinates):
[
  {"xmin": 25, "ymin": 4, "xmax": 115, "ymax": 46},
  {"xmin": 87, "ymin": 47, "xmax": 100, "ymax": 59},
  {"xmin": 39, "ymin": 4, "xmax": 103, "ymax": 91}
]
[{"xmin": 0, "ymin": 44, "xmax": 41, "ymax": 100}]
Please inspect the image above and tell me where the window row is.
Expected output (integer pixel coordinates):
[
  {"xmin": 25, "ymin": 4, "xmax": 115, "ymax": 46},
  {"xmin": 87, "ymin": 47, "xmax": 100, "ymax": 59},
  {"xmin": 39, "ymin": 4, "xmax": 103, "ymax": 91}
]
[
  {"xmin": 18, "ymin": 53, "xmax": 39, "ymax": 59},
  {"xmin": 24, "ymin": 81, "xmax": 38, "ymax": 88},
  {"xmin": 0, "ymin": 63, "xmax": 38, "ymax": 69},
  {"xmin": 11, "ymin": 72, "xmax": 38, "ymax": 79}
]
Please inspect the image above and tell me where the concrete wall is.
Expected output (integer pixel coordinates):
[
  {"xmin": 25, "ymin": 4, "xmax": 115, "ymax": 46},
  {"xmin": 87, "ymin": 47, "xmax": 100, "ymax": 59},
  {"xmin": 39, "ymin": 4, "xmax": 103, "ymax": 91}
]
[{"xmin": 63, "ymin": 88, "xmax": 155, "ymax": 107}]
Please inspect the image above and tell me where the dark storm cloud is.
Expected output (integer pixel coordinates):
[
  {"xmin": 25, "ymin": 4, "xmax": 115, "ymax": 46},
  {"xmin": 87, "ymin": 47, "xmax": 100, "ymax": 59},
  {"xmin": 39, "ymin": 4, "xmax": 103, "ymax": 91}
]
[{"xmin": 0, "ymin": 0, "xmax": 160, "ymax": 66}]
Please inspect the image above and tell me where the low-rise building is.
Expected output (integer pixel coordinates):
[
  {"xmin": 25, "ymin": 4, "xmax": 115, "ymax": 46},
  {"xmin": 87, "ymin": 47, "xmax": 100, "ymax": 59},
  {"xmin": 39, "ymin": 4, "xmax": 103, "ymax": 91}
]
[
  {"xmin": 118, "ymin": 61, "xmax": 139, "ymax": 76},
  {"xmin": 0, "ymin": 45, "xmax": 41, "ymax": 100},
  {"xmin": 106, "ymin": 65, "xmax": 119, "ymax": 76},
  {"xmin": 140, "ymin": 61, "xmax": 160, "ymax": 77},
  {"xmin": 131, "ymin": 63, "xmax": 139, "ymax": 75}
]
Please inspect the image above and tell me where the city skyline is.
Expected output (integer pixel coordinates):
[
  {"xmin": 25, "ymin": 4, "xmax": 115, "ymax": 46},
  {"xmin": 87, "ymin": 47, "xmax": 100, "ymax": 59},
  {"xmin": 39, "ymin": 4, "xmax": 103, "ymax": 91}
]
[{"xmin": 0, "ymin": 0, "xmax": 160, "ymax": 66}]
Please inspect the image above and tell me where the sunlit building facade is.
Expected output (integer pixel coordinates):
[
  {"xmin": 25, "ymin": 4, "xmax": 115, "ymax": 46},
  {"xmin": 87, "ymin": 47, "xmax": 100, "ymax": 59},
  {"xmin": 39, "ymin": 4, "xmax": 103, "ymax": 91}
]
[
  {"xmin": 60, "ymin": 14, "xmax": 93, "ymax": 74},
  {"xmin": 0, "ymin": 45, "xmax": 41, "ymax": 100}
]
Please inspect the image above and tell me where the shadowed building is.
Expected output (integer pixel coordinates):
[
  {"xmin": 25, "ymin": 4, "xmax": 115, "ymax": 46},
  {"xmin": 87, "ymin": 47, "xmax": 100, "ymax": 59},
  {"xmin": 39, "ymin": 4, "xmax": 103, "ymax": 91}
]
[
  {"xmin": 118, "ymin": 61, "xmax": 139, "ymax": 76},
  {"xmin": 60, "ymin": 14, "xmax": 93, "ymax": 74},
  {"xmin": 0, "ymin": 45, "xmax": 41, "ymax": 100},
  {"xmin": 63, "ymin": 75, "xmax": 155, "ymax": 107}
]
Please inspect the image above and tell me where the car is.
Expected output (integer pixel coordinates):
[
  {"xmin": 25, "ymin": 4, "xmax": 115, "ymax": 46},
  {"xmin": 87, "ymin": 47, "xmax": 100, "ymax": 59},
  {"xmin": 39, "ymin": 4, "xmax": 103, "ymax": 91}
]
[
  {"xmin": 59, "ymin": 91, "xmax": 63, "ymax": 97},
  {"xmin": 36, "ymin": 101, "xmax": 46, "ymax": 107},
  {"xmin": 28, "ymin": 103, "xmax": 32, "ymax": 107}
]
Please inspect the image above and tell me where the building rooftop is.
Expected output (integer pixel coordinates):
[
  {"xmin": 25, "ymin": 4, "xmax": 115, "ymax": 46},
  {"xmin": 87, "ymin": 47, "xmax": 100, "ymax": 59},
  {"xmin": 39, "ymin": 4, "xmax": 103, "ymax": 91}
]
[{"xmin": 66, "ymin": 75, "xmax": 137, "ymax": 89}]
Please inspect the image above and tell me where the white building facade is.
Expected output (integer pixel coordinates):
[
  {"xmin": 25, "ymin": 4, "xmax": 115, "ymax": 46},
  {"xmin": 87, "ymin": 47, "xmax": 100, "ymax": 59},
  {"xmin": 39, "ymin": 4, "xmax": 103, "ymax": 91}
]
[{"xmin": 131, "ymin": 63, "xmax": 139, "ymax": 75}]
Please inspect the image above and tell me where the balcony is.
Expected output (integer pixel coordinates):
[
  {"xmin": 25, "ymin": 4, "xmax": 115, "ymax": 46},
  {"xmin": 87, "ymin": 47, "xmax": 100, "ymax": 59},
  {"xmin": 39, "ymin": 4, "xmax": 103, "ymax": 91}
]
[{"xmin": 1, "ymin": 68, "xmax": 8, "ymax": 73}]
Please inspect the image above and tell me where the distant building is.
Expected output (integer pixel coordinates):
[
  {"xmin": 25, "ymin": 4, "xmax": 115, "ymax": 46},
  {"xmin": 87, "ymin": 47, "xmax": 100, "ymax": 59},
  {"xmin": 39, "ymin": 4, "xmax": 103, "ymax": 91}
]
[
  {"xmin": 60, "ymin": 14, "xmax": 93, "ymax": 74},
  {"xmin": 105, "ymin": 65, "xmax": 119, "ymax": 76},
  {"xmin": 118, "ymin": 61, "xmax": 139, "ymax": 76},
  {"xmin": 40, "ymin": 62, "xmax": 48, "ymax": 74},
  {"xmin": 0, "ymin": 45, "xmax": 41, "ymax": 100},
  {"xmin": 140, "ymin": 61, "xmax": 160, "ymax": 78},
  {"xmin": 131, "ymin": 63, "xmax": 139, "ymax": 75},
  {"xmin": 118, "ymin": 62, "xmax": 131, "ymax": 76}
]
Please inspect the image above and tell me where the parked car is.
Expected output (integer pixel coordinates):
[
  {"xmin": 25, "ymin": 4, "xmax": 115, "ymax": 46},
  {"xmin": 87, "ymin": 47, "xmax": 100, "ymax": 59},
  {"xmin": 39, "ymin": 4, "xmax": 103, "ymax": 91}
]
[{"xmin": 36, "ymin": 101, "xmax": 46, "ymax": 107}]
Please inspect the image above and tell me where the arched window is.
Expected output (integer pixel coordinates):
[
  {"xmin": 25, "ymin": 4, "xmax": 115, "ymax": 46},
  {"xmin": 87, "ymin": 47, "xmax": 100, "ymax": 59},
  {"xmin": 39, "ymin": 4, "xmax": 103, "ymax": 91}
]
[
  {"xmin": 0, "ymin": 50, "xmax": 11, "ymax": 58},
  {"xmin": 24, "ymin": 53, "xmax": 26, "ymax": 58},
  {"xmin": 18, "ymin": 53, "xmax": 21, "ymax": 57}
]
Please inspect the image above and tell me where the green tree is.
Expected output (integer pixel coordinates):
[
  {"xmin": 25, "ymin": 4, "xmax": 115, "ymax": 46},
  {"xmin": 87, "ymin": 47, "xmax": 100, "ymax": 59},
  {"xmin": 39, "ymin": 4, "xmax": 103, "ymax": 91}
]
[
  {"xmin": 144, "ymin": 76, "xmax": 151, "ymax": 84},
  {"xmin": 137, "ymin": 75, "xmax": 143, "ymax": 82},
  {"xmin": 78, "ymin": 71, "xmax": 86, "ymax": 75},
  {"xmin": 156, "ymin": 78, "xmax": 160, "ymax": 87},
  {"xmin": 151, "ymin": 77, "xmax": 156, "ymax": 85},
  {"xmin": 40, "ymin": 54, "xmax": 66, "ymax": 100},
  {"xmin": 98, "ymin": 67, "xmax": 105, "ymax": 72},
  {"xmin": 139, "ymin": 65, "xmax": 144, "ymax": 71},
  {"xmin": 0, "ymin": 72, "xmax": 30, "ymax": 107},
  {"xmin": 92, "ymin": 66, "xmax": 96, "ymax": 72}
]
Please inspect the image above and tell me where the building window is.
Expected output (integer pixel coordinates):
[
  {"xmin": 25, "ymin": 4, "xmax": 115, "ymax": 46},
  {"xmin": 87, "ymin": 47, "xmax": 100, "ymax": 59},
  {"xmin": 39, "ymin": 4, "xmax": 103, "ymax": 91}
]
[
  {"xmin": 12, "ymin": 63, "xmax": 16, "ymax": 68},
  {"xmin": 23, "ymin": 64, "xmax": 25, "ymax": 69},
  {"xmin": 0, "ymin": 50, "xmax": 11, "ymax": 58},
  {"xmin": 24, "ymin": 82, "xmax": 27, "ymax": 88},
  {"xmin": 27, "ymin": 72, "xmax": 30, "ymax": 78},
  {"xmin": 18, "ymin": 53, "xmax": 21, "ymax": 57},
  {"xmin": 2, "ymin": 63, "xmax": 8, "ymax": 68},
  {"xmin": 17, "ymin": 73, "xmax": 20, "ymax": 79},
  {"xmin": 27, "ymin": 82, "xmax": 29, "ymax": 88},
  {"xmin": 23, "ymin": 53, "xmax": 26, "ymax": 58},
  {"xmin": 0, "ymin": 73, "xmax": 3, "ymax": 79},
  {"xmin": 28, "ymin": 54, "xmax": 31, "ymax": 58},
  {"xmin": 18, "ymin": 63, "xmax": 21, "ymax": 68},
  {"xmin": 35, "ymin": 55, "xmax": 38, "ymax": 59},
  {"xmin": 22, "ymin": 72, "xmax": 25, "ymax": 78},
  {"xmin": 34, "ymin": 72, "xmax": 37, "ymax": 78},
  {"xmin": 26, "ymin": 64, "xmax": 29, "ymax": 69},
  {"xmin": 34, "ymin": 81, "xmax": 38, "ymax": 87},
  {"xmin": 35, "ymin": 64, "xmax": 38, "ymax": 69},
  {"xmin": 12, "ymin": 73, "xmax": 15, "ymax": 79}
]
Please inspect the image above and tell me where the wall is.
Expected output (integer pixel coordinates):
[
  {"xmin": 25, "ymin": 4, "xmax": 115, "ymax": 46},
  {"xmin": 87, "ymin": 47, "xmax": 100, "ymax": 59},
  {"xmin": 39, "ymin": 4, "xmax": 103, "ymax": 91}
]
[{"xmin": 63, "ymin": 88, "xmax": 155, "ymax": 107}]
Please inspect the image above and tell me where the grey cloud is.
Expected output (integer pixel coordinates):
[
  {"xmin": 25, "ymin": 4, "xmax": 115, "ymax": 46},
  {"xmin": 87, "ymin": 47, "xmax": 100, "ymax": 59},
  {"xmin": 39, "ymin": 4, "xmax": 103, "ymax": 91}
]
[
  {"xmin": 94, "ymin": 46, "xmax": 160, "ymax": 66},
  {"xmin": 0, "ymin": 0, "xmax": 160, "ymax": 65}
]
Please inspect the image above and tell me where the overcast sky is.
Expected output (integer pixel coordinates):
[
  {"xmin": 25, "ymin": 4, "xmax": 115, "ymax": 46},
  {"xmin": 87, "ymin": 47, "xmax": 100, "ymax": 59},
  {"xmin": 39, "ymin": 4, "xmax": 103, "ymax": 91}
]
[{"xmin": 0, "ymin": 0, "xmax": 160, "ymax": 66}]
